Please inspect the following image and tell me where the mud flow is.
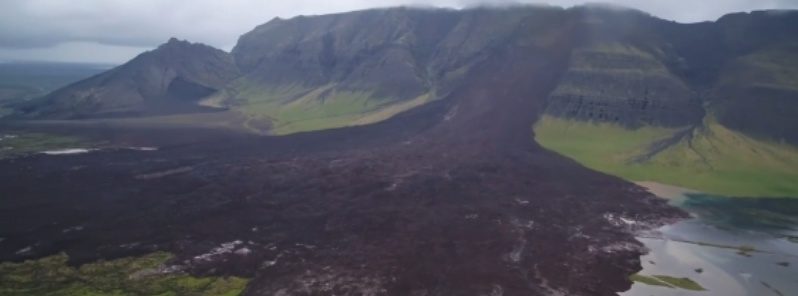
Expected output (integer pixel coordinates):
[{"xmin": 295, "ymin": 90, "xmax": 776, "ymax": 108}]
[{"xmin": 0, "ymin": 45, "xmax": 683, "ymax": 295}]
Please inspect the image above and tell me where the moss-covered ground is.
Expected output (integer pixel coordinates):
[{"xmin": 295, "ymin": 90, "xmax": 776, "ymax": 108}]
[
  {"xmin": 0, "ymin": 252, "xmax": 248, "ymax": 296},
  {"xmin": 0, "ymin": 132, "xmax": 92, "ymax": 159},
  {"xmin": 534, "ymin": 115, "xmax": 798, "ymax": 197}
]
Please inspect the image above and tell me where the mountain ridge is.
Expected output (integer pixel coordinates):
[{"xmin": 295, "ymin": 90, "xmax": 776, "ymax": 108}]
[{"xmin": 11, "ymin": 5, "xmax": 798, "ymax": 143}]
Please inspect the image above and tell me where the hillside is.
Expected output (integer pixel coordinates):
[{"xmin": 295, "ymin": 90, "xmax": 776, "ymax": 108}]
[{"xmin": 209, "ymin": 7, "xmax": 562, "ymax": 134}]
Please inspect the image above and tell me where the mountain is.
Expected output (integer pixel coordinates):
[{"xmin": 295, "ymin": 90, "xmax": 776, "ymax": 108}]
[
  {"xmin": 17, "ymin": 38, "xmax": 239, "ymax": 118},
  {"xmin": 213, "ymin": 7, "xmax": 562, "ymax": 134},
  {"xmin": 11, "ymin": 5, "xmax": 798, "ymax": 195}
]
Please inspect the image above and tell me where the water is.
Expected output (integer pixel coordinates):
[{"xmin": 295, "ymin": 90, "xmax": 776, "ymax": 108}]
[
  {"xmin": 39, "ymin": 147, "xmax": 158, "ymax": 155},
  {"xmin": 40, "ymin": 148, "xmax": 94, "ymax": 155},
  {"xmin": 622, "ymin": 183, "xmax": 798, "ymax": 296}
]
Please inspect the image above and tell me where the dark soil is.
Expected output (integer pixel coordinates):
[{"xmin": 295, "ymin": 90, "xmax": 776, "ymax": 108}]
[{"xmin": 0, "ymin": 43, "xmax": 684, "ymax": 295}]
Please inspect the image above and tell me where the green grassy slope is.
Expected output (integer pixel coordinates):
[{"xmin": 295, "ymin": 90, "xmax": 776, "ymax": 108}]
[
  {"xmin": 630, "ymin": 274, "xmax": 706, "ymax": 291},
  {"xmin": 0, "ymin": 252, "xmax": 248, "ymax": 295},
  {"xmin": 534, "ymin": 115, "xmax": 798, "ymax": 197},
  {"xmin": 202, "ymin": 79, "xmax": 434, "ymax": 135}
]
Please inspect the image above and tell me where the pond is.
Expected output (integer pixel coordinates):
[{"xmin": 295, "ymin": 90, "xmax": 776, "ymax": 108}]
[{"xmin": 622, "ymin": 182, "xmax": 798, "ymax": 296}]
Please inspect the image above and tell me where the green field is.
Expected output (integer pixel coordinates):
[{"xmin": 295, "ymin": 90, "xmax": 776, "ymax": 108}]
[
  {"xmin": 0, "ymin": 132, "xmax": 94, "ymax": 159},
  {"xmin": 630, "ymin": 274, "xmax": 706, "ymax": 291},
  {"xmin": 204, "ymin": 79, "xmax": 433, "ymax": 135},
  {"xmin": 0, "ymin": 252, "xmax": 248, "ymax": 296},
  {"xmin": 534, "ymin": 116, "xmax": 798, "ymax": 197}
]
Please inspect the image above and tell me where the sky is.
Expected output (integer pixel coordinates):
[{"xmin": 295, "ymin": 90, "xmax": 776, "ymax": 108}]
[{"xmin": 1, "ymin": 0, "xmax": 796, "ymax": 64}]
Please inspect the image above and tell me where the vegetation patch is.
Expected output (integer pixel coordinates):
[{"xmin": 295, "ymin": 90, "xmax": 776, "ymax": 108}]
[
  {"xmin": 629, "ymin": 274, "xmax": 671, "ymax": 288},
  {"xmin": 534, "ymin": 115, "xmax": 798, "ymax": 197},
  {"xmin": 630, "ymin": 274, "xmax": 706, "ymax": 291},
  {"xmin": 212, "ymin": 79, "xmax": 434, "ymax": 135},
  {"xmin": 0, "ymin": 132, "xmax": 93, "ymax": 159},
  {"xmin": 0, "ymin": 252, "xmax": 248, "ymax": 296}
]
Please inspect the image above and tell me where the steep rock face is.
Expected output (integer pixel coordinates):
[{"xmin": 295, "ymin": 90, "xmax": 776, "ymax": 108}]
[
  {"xmin": 707, "ymin": 11, "xmax": 798, "ymax": 144},
  {"xmin": 544, "ymin": 7, "xmax": 704, "ymax": 128},
  {"xmin": 545, "ymin": 8, "xmax": 798, "ymax": 139},
  {"xmin": 19, "ymin": 38, "xmax": 239, "ymax": 118},
  {"xmin": 545, "ymin": 42, "xmax": 702, "ymax": 127},
  {"xmin": 712, "ymin": 43, "xmax": 798, "ymax": 144}
]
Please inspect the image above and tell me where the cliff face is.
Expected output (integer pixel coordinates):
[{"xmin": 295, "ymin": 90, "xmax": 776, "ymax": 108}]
[
  {"xmin": 542, "ymin": 8, "xmax": 798, "ymax": 144},
  {"xmin": 544, "ymin": 42, "xmax": 703, "ymax": 127}
]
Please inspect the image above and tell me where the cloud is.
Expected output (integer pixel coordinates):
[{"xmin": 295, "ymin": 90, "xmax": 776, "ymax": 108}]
[
  {"xmin": 0, "ymin": 0, "xmax": 796, "ymax": 63},
  {"xmin": 0, "ymin": 0, "xmax": 433, "ymax": 50}
]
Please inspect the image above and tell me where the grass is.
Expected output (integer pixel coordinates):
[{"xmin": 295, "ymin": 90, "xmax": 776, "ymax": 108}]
[
  {"xmin": 630, "ymin": 274, "xmax": 706, "ymax": 291},
  {"xmin": 0, "ymin": 132, "xmax": 93, "ymax": 159},
  {"xmin": 0, "ymin": 252, "xmax": 248, "ymax": 296},
  {"xmin": 653, "ymin": 275, "xmax": 706, "ymax": 291},
  {"xmin": 534, "ymin": 115, "xmax": 798, "ymax": 197},
  {"xmin": 215, "ymin": 78, "xmax": 433, "ymax": 135},
  {"xmin": 629, "ymin": 274, "xmax": 672, "ymax": 288}
]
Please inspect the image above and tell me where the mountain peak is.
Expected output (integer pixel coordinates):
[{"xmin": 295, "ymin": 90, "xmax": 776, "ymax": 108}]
[{"xmin": 160, "ymin": 37, "xmax": 192, "ymax": 49}]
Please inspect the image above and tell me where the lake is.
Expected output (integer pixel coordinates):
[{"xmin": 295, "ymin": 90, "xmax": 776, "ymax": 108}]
[{"xmin": 622, "ymin": 182, "xmax": 798, "ymax": 296}]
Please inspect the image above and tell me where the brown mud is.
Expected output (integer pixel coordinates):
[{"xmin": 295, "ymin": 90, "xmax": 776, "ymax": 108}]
[{"xmin": 0, "ymin": 42, "xmax": 684, "ymax": 295}]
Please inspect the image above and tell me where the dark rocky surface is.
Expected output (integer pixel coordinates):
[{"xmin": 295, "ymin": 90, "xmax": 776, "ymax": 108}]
[{"xmin": 0, "ymin": 30, "xmax": 685, "ymax": 295}]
